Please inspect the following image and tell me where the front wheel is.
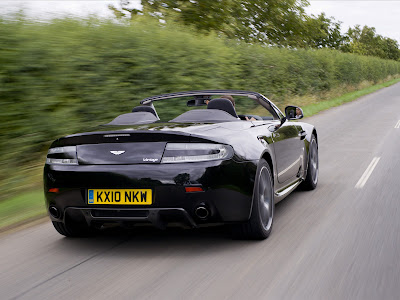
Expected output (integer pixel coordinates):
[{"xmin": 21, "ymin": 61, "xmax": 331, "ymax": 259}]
[{"xmin": 232, "ymin": 159, "xmax": 274, "ymax": 240}]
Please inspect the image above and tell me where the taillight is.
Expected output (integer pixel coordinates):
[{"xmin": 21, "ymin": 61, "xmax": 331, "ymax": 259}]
[
  {"xmin": 161, "ymin": 143, "xmax": 233, "ymax": 163},
  {"xmin": 46, "ymin": 146, "xmax": 78, "ymax": 165}
]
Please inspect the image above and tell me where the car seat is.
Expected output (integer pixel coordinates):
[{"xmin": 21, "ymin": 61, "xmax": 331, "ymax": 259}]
[
  {"xmin": 207, "ymin": 98, "xmax": 238, "ymax": 118},
  {"xmin": 131, "ymin": 105, "xmax": 157, "ymax": 117}
]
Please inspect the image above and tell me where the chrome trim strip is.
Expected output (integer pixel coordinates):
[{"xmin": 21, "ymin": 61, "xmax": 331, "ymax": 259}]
[{"xmin": 275, "ymin": 178, "xmax": 302, "ymax": 199}]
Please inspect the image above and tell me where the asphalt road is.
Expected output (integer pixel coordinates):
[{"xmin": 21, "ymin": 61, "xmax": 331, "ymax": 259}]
[{"xmin": 2, "ymin": 83, "xmax": 400, "ymax": 300}]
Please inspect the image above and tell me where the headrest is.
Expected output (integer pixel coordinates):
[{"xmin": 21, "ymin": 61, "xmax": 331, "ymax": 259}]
[
  {"xmin": 131, "ymin": 105, "xmax": 157, "ymax": 117},
  {"xmin": 207, "ymin": 98, "xmax": 238, "ymax": 118}
]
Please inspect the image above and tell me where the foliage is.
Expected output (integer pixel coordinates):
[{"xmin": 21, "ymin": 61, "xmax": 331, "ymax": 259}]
[
  {"xmin": 0, "ymin": 190, "xmax": 45, "ymax": 229},
  {"xmin": 301, "ymin": 13, "xmax": 344, "ymax": 49},
  {"xmin": 113, "ymin": 0, "xmax": 328, "ymax": 47},
  {"xmin": 109, "ymin": 0, "xmax": 142, "ymax": 19},
  {"xmin": 302, "ymin": 77, "xmax": 400, "ymax": 117},
  {"xmin": 111, "ymin": 1, "xmax": 400, "ymax": 61},
  {"xmin": 142, "ymin": 0, "xmax": 238, "ymax": 35},
  {"xmin": 1, "ymin": 17, "xmax": 400, "ymax": 199},
  {"xmin": 341, "ymin": 25, "xmax": 400, "ymax": 61}
]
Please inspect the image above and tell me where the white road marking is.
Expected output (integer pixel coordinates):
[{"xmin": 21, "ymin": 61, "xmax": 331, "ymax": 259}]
[
  {"xmin": 355, "ymin": 157, "xmax": 380, "ymax": 189},
  {"xmin": 395, "ymin": 120, "xmax": 400, "ymax": 128}
]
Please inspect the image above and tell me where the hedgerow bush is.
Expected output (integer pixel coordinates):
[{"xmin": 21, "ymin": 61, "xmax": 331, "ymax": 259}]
[{"xmin": 1, "ymin": 16, "xmax": 400, "ymax": 197}]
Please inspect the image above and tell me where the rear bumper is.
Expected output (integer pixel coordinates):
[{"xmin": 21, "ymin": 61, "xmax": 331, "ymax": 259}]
[
  {"xmin": 44, "ymin": 159, "xmax": 258, "ymax": 227},
  {"xmin": 66, "ymin": 207, "xmax": 197, "ymax": 229}
]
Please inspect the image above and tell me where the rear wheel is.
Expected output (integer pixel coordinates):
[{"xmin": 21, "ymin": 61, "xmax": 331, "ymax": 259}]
[
  {"xmin": 52, "ymin": 218, "xmax": 94, "ymax": 237},
  {"xmin": 301, "ymin": 135, "xmax": 318, "ymax": 190},
  {"xmin": 232, "ymin": 159, "xmax": 274, "ymax": 240}
]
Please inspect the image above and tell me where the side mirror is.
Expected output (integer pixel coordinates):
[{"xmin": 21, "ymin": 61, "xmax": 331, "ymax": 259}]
[{"xmin": 285, "ymin": 106, "xmax": 303, "ymax": 120}]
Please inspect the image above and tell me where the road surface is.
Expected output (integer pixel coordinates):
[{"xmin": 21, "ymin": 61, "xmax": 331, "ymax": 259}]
[{"xmin": 1, "ymin": 83, "xmax": 400, "ymax": 300}]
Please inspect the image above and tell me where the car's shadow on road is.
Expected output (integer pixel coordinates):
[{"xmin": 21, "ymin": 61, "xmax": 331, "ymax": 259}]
[
  {"xmin": 50, "ymin": 227, "xmax": 252, "ymax": 260},
  {"xmin": 49, "ymin": 190, "xmax": 310, "ymax": 259}
]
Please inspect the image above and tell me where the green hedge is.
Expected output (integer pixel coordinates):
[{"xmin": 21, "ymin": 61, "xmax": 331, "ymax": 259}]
[{"xmin": 1, "ymin": 17, "xmax": 400, "ymax": 198}]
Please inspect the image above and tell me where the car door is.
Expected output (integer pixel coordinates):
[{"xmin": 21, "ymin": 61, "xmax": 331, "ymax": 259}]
[{"xmin": 270, "ymin": 121, "xmax": 304, "ymax": 183}]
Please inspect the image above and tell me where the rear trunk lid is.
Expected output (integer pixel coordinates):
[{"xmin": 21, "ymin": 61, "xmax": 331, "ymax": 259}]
[
  {"xmin": 52, "ymin": 122, "xmax": 248, "ymax": 165},
  {"xmin": 77, "ymin": 142, "xmax": 166, "ymax": 165}
]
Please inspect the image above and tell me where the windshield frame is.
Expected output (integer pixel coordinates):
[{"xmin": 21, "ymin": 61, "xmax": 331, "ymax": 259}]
[{"xmin": 140, "ymin": 90, "xmax": 281, "ymax": 121}]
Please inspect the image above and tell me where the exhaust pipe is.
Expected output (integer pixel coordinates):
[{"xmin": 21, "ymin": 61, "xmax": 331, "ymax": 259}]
[
  {"xmin": 49, "ymin": 206, "xmax": 60, "ymax": 219},
  {"xmin": 195, "ymin": 206, "xmax": 209, "ymax": 219}
]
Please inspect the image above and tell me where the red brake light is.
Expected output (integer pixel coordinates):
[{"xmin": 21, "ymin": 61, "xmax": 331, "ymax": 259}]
[{"xmin": 185, "ymin": 187, "xmax": 204, "ymax": 193}]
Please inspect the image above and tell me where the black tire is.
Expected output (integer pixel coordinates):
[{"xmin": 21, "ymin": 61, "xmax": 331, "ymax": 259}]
[
  {"xmin": 232, "ymin": 159, "xmax": 274, "ymax": 240},
  {"xmin": 52, "ymin": 219, "xmax": 93, "ymax": 237},
  {"xmin": 301, "ymin": 135, "xmax": 318, "ymax": 190}
]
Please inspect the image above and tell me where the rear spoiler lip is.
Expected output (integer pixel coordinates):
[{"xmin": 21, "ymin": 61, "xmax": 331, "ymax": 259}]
[{"xmin": 50, "ymin": 130, "xmax": 223, "ymax": 148}]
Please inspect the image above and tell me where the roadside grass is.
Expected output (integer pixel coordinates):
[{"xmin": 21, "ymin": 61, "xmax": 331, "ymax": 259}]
[
  {"xmin": 302, "ymin": 77, "xmax": 400, "ymax": 117},
  {"xmin": 1, "ymin": 77, "xmax": 400, "ymax": 232},
  {"xmin": 0, "ymin": 190, "xmax": 46, "ymax": 230}
]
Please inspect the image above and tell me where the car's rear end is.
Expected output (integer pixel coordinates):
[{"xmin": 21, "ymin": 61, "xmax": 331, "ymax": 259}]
[{"xmin": 44, "ymin": 129, "xmax": 258, "ymax": 236}]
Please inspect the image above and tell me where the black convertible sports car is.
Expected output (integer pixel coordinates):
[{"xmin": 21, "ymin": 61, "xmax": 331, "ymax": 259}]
[{"xmin": 44, "ymin": 90, "xmax": 318, "ymax": 239}]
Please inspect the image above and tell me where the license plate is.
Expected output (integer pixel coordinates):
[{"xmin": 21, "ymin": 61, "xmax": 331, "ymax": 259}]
[{"xmin": 88, "ymin": 189, "xmax": 152, "ymax": 205}]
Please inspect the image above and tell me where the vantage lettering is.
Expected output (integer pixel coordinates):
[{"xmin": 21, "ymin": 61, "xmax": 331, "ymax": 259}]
[{"xmin": 143, "ymin": 158, "xmax": 158, "ymax": 162}]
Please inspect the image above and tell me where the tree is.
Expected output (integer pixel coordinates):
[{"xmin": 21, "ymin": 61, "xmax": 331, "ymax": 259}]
[
  {"xmin": 381, "ymin": 37, "xmax": 400, "ymax": 61},
  {"xmin": 301, "ymin": 13, "xmax": 344, "ymax": 49},
  {"xmin": 108, "ymin": 0, "xmax": 142, "ymax": 19},
  {"xmin": 341, "ymin": 25, "xmax": 400, "ymax": 60},
  {"xmin": 226, "ymin": 0, "xmax": 311, "ymax": 46},
  {"xmin": 110, "ymin": 0, "xmax": 312, "ymax": 46},
  {"xmin": 108, "ymin": 1, "xmax": 400, "ymax": 60}
]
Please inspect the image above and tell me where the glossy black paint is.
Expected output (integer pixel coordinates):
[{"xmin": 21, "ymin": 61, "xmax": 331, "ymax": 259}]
[
  {"xmin": 44, "ymin": 156, "xmax": 258, "ymax": 226},
  {"xmin": 44, "ymin": 90, "xmax": 317, "ymax": 230},
  {"xmin": 77, "ymin": 142, "xmax": 167, "ymax": 165}
]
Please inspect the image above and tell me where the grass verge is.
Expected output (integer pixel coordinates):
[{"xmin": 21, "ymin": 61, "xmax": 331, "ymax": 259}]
[
  {"xmin": 302, "ymin": 77, "xmax": 400, "ymax": 117},
  {"xmin": 1, "ymin": 77, "xmax": 400, "ymax": 232},
  {"xmin": 0, "ymin": 190, "xmax": 46, "ymax": 231}
]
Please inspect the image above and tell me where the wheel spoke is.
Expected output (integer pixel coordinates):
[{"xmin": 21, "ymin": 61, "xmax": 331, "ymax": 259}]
[
  {"xmin": 260, "ymin": 201, "xmax": 269, "ymax": 222},
  {"xmin": 258, "ymin": 167, "xmax": 273, "ymax": 229},
  {"xmin": 259, "ymin": 173, "xmax": 266, "ymax": 194}
]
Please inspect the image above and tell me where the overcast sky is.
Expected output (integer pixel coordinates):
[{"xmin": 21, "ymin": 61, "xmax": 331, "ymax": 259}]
[
  {"xmin": 1, "ymin": 1, "xmax": 399, "ymax": 43},
  {"xmin": 306, "ymin": 1, "xmax": 400, "ymax": 43}
]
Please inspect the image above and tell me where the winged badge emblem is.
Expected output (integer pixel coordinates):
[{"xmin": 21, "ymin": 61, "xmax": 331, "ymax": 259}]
[{"xmin": 110, "ymin": 150, "xmax": 125, "ymax": 155}]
